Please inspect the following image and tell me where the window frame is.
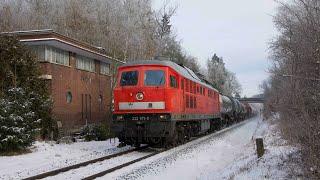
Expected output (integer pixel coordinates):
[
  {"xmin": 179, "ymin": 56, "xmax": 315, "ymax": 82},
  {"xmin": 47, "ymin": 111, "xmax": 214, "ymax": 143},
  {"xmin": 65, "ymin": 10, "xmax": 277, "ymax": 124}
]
[
  {"xmin": 46, "ymin": 46, "xmax": 70, "ymax": 66},
  {"xmin": 100, "ymin": 62, "xmax": 111, "ymax": 75},
  {"xmin": 66, "ymin": 91, "xmax": 72, "ymax": 104},
  {"xmin": 144, "ymin": 70, "xmax": 166, "ymax": 87},
  {"xmin": 120, "ymin": 70, "xmax": 139, "ymax": 86},
  {"xmin": 76, "ymin": 55, "xmax": 96, "ymax": 72},
  {"xmin": 170, "ymin": 75, "xmax": 178, "ymax": 88}
]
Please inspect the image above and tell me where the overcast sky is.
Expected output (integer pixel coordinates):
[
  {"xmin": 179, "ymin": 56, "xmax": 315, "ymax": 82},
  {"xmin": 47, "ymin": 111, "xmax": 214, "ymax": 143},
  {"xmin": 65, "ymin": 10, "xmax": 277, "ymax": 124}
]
[{"xmin": 152, "ymin": 0, "xmax": 278, "ymax": 97}]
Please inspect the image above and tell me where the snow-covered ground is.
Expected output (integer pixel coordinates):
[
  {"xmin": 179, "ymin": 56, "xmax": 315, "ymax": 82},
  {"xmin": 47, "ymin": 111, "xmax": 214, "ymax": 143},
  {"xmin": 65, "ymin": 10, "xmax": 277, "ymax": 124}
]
[
  {"xmin": 98, "ymin": 114, "xmax": 302, "ymax": 180},
  {"xmin": 0, "ymin": 138, "xmax": 132, "ymax": 179},
  {"xmin": 0, "ymin": 109, "xmax": 302, "ymax": 180},
  {"xmin": 45, "ymin": 151, "xmax": 153, "ymax": 180}
]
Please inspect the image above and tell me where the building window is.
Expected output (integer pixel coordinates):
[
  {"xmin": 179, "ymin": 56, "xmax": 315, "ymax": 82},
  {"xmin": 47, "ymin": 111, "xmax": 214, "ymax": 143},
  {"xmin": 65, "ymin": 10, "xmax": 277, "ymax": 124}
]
[
  {"xmin": 100, "ymin": 62, "xmax": 110, "ymax": 75},
  {"xmin": 76, "ymin": 55, "xmax": 95, "ymax": 72},
  {"xmin": 98, "ymin": 95, "xmax": 103, "ymax": 111},
  {"xmin": 30, "ymin": 45, "xmax": 45, "ymax": 61},
  {"xmin": 66, "ymin": 91, "xmax": 72, "ymax": 104},
  {"xmin": 46, "ymin": 46, "xmax": 69, "ymax": 66}
]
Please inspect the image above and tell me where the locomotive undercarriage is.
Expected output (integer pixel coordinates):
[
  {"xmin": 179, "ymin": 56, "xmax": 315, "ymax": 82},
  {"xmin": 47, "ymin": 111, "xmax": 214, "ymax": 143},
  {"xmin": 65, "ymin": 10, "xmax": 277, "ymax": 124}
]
[{"xmin": 112, "ymin": 113, "xmax": 223, "ymax": 147}]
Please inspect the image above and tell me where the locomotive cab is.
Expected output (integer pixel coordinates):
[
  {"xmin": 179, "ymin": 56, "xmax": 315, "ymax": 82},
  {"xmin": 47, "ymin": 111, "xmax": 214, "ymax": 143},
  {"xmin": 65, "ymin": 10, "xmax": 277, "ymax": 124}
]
[
  {"xmin": 114, "ymin": 66, "xmax": 168, "ymax": 113},
  {"xmin": 112, "ymin": 60, "xmax": 221, "ymax": 147},
  {"xmin": 112, "ymin": 64, "xmax": 179, "ymax": 146}
]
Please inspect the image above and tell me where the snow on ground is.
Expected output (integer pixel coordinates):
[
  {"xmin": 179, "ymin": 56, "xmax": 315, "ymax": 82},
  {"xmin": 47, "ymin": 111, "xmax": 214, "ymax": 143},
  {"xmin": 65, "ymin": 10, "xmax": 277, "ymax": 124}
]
[
  {"xmin": 45, "ymin": 151, "xmax": 153, "ymax": 180},
  {"xmin": 0, "ymin": 109, "xmax": 302, "ymax": 180},
  {"xmin": 0, "ymin": 138, "xmax": 131, "ymax": 180},
  {"xmin": 215, "ymin": 114, "xmax": 303, "ymax": 180},
  {"xmin": 98, "ymin": 113, "xmax": 302, "ymax": 180}
]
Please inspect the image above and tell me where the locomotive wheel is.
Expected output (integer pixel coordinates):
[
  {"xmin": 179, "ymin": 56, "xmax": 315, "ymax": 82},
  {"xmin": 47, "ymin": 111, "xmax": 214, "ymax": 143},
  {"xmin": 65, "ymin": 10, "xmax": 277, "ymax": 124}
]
[
  {"xmin": 134, "ymin": 142, "xmax": 141, "ymax": 148},
  {"xmin": 149, "ymin": 137, "xmax": 162, "ymax": 145},
  {"xmin": 161, "ymin": 137, "xmax": 172, "ymax": 148},
  {"xmin": 171, "ymin": 132, "xmax": 178, "ymax": 147},
  {"xmin": 184, "ymin": 125, "xmax": 191, "ymax": 141},
  {"xmin": 177, "ymin": 126, "xmax": 185, "ymax": 144}
]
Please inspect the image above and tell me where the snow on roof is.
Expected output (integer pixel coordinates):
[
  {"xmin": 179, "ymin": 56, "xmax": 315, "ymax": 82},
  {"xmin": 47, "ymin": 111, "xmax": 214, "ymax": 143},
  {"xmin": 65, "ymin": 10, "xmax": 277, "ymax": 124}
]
[{"xmin": 1, "ymin": 29, "xmax": 125, "ymax": 64}]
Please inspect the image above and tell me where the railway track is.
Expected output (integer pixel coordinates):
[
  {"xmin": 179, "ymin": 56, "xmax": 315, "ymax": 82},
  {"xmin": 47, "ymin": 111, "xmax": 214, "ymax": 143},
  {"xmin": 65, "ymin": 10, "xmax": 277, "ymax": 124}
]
[
  {"xmin": 23, "ymin": 118, "xmax": 253, "ymax": 180},
  {"xmin": 83, "ymin": 118, "xmax": 252, "ymax": 179},
  {"xmin": 22, "ymin": 146, "xmax": 148, "ymax": 180}
]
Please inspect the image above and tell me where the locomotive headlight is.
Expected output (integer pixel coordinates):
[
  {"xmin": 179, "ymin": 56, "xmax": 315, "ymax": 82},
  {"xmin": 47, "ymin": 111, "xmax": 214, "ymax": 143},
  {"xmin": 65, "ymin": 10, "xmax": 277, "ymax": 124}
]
[
  {"xmin": 136, "ymin": 92, "xmax": 144, "ymax": 101},
  {"xmin": 159, "ymin": 115, "xmax": 166, "ymax": 120},
  {"xmin": 116, "ymin": 115, "xmax": 124, "ymax": 120}
]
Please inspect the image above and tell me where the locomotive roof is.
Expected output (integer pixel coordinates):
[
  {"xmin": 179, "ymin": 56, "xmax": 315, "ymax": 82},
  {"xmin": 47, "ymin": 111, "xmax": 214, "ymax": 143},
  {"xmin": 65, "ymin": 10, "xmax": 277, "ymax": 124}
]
[{"xmin": 120, "ymin": 60, "xmax": 218, "ymax": 92}]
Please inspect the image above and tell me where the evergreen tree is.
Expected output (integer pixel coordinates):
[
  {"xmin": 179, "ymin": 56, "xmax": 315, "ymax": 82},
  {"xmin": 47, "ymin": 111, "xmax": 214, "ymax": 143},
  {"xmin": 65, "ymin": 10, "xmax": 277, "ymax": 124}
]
[
  {"xmin": 0, "ymin": 88, "xmax": 40, "ymax": 152},
  {"xmin": 0, "ymin": 35, "xmax": 54, "ymax": 152}
]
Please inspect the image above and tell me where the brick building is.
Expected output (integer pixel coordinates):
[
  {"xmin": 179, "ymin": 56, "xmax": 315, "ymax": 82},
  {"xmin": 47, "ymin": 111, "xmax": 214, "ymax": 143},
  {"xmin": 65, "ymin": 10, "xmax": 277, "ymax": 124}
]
[{"xmin": 8, "ymin": 29, "xmax": 123, "ymax": 133}]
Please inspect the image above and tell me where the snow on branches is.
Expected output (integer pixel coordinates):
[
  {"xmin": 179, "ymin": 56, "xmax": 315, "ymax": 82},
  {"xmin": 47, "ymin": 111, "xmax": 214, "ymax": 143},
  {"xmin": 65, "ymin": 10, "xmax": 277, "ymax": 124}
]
[{"xmin": 0, "ymin": 88, "xmax": 40, "ymax": 152}]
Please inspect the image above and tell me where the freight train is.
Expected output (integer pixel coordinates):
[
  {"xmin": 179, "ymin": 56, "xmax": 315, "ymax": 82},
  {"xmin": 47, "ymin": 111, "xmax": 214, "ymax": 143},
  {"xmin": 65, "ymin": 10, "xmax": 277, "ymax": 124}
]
[{"xmin": 112, "ymin": 60, "xmax": 253, "ymax": 147}]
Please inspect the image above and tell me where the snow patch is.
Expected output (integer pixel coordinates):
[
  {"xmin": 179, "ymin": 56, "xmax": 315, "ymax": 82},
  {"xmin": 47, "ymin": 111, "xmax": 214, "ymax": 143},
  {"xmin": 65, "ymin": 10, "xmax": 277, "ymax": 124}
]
[{"xmin": 0, "ymin": 139, "xmax": 132, "ymax": 179}]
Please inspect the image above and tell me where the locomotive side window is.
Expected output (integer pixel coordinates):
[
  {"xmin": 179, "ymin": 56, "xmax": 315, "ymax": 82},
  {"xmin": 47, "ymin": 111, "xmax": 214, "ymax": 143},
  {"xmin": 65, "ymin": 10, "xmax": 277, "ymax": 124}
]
[
  {"xmin": 181, "ymin": 79, "xmax": 184, "ymax": 89},
  {"xmin": 120, "ymin": 71, "xmax": 138, "ymax": 86},
  {"xmin": 186, "ymin": 94, "xmax": 189, "ymax": 108},
  {"xmin": 170, "ymin": 75, "xmax": 178, "ymax": 88},
  {"xmin": 186, "ymin": 79, "xmax": 189, "ymax": 92},
  {"xmin": 190, "ymin": 96, "xmax": 194, "ymax": 108},
  {"xmin": 144, "ymin": 70, "xmax": 165, "ymax": 86}
]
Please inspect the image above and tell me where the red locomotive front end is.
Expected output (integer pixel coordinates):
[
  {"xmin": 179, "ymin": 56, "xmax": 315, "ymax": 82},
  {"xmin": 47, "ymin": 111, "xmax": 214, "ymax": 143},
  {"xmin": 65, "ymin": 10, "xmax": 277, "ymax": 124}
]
[{"xmin": 112, "ymin": 60, "xmax": 221, "ymax": 147}]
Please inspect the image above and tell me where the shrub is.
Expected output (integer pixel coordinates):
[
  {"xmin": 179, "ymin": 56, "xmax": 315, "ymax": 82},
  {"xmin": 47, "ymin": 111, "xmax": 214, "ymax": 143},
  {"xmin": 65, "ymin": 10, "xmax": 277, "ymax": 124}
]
[{"xmin": 81, "ymin": 124, "xmax": 110, "ymax": 141}]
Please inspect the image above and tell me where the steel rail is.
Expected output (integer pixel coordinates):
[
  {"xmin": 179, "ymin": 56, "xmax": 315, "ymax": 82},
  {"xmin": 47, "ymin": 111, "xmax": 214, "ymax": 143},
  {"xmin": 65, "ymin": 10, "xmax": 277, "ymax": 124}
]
[
  {"xmin": 22, "ymin": 146, "xmax": 148, "ymax": 180},
  {"xmin": 82, "ymin": 117, "xmax": 254, "ymax": 180}
]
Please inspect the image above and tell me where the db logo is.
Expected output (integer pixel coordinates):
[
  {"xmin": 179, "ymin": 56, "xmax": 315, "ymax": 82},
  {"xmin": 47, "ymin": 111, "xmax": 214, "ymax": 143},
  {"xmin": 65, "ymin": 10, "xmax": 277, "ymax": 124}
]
[{"xmin": 136, "ymin": 92, "xmax": 144, "ymax": 101}]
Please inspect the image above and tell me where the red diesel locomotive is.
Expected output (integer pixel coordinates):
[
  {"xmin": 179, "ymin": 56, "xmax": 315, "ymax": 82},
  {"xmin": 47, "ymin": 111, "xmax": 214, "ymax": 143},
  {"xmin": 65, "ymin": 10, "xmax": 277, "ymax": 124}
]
[{"xmin": 112, "ymin": 60, "xmax": 223, "ymax": 147}]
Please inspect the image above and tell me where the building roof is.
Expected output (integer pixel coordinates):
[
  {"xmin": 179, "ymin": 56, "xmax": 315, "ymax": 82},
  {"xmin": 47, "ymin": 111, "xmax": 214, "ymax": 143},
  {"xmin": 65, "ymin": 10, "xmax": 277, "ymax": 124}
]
[
  {"xmin": 1, "ymin": 29, "xmax": 124, "ymax": 64},
  {"xmin": 120, "ymin": 60, "xmax": 218, "ymax": 91}
]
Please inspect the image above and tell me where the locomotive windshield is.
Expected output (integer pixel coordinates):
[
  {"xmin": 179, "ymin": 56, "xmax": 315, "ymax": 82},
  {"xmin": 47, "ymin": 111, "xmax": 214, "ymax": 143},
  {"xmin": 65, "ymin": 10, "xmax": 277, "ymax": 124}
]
[
  {"xmin": 120, "ymin": 71, "xmax": 138, "ymax": 86},
  {"xmin": 144, "ymin": 70, "xmax": 165, "ymax": 86}
]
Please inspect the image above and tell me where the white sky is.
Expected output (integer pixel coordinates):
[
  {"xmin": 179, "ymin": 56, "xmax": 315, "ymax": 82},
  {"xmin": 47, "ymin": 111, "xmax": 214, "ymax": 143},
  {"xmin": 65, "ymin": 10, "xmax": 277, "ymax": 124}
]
[{"xmin": 152, "ymin": 0, "xmax": 278, "ymax": 97}]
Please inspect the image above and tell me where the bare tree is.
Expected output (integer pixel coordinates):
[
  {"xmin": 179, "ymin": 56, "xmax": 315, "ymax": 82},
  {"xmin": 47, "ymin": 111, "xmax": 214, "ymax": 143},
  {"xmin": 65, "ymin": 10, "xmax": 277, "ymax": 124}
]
[{"xmin": 265, "ymin": 0, "xmax": 320, "ymax": 178}]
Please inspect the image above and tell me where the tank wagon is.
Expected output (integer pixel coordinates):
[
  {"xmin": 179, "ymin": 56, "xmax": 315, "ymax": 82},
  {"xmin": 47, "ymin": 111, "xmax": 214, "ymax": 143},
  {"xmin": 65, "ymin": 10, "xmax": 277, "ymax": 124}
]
[
  {"xmin": 112, "ymin": 60, "xmax": 253, "ymax": 147},
  {"xmin": 220, "ymin": 96, "xmax": 253, "ymax": 124}
]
